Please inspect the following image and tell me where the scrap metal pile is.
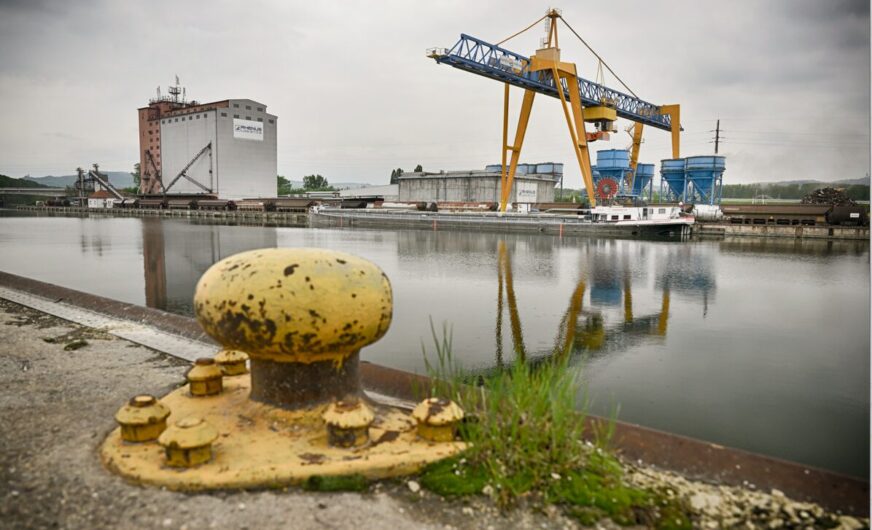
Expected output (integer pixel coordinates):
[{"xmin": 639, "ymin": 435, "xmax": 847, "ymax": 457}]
[{"xmin": 801, "ymin": 187, "xmax": 856, "ymax": 206}]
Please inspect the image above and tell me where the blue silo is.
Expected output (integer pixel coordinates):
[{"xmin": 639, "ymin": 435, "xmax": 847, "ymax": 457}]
[
  {"xmin": 660, "ymin": 158, "xmax": 687, "ymax": 202},
  {"xmin": 632, "ymin": 163, "xmax": 655, "ymax": 200},
  {"xmin": 596, "ymin": 150, "xmax": 632, "ymax": 195},
  {"xmin": 685, "ymin": 156, "xmax": 726, "ymax": 205}
]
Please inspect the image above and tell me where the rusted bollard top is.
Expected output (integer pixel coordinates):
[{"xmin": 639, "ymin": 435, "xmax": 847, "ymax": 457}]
[{"xmin": 194, "ymin": 248, "xmax": 393, "ymax": 365}]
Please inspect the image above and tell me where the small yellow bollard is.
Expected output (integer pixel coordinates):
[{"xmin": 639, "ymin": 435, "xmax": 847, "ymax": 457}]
[
  {"xmin": 157, "ymin": 417, "xmax": 218, "ymax": 468},
  {"xmin": 114, "ymin": 395, "xmax": 170, "ymax": 442},
  {"xmin": 412, "ymin": 397, "xmax": 465, "ymax": 442},
  {"xmin": 214, "ymin": 349, "xmax": 249, "ymax": 376},
  {"xmin": 186, "ymin": 358, "xmax": 223, "ymax": 396},
  {"xmin": 322, "ymin": 398, "xmax": 375, "ymax": 448}
]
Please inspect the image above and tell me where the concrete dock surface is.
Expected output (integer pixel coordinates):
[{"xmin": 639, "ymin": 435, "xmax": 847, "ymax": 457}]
[{"xmin": 0, "ymin": 299, "xmax": 587, "ymax": 530}]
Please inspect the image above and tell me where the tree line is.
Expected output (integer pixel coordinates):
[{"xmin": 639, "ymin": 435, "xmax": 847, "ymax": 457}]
[
  {"xmin": 277, "ymin": 174, "xmax": 334, "ymax": 194},
  {"xmin": 722, "ymin": 183, "xmax": 869, "ymax": 200},
  {"xmin": 390, "ymin": 164, "xmax": 422, "ymax": 184}
]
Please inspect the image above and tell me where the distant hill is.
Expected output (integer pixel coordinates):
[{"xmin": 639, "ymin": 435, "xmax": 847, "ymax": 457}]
[
  {"xmin": 283, "ymin": 180, "xmax": 372, "ymax": 190},
  {"xmin": 0, "ymin": 174, "xmax": 49, "ymax": 188},
  {"xmin": 832, "ymin": 177, "xmax": 870, "ymax": 186},
  {"xmin": 754, "ymin": 177, "xmax": 870, "ymax": 186},
  {"xmin": 333, "ymin": 182, "xmax": 373, "ymax": 190},
  {"xmin": 24, "ymin": 172, "xmax": 135, "ymax": 189}
]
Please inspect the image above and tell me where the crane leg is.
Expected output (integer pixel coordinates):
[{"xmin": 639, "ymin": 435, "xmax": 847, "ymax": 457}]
[
  {"xmin": 660, "ymin": 104, "xmax": 681, "ymax": 159},
  {"xmin": 500, "ymin": 89, "xmax": 535, "ymax": 213},
  {"xmin": 555, "ymin": 68, "xmax": 597, "ymax": 206},
  {"xmin": 500, "ymin": 83, "xmax": 510, "ymax": 210},
  {"xmin": 627, "ymin": 123, "xmax": 644, "ymax": 190}
]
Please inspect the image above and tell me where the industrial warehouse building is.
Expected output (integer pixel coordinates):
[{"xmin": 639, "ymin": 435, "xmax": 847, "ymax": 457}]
[
  {"xmin": 398, "ymin": 163, "xmax": 562, "ymax": 203},
  {"xmin": 138, "ymin": 82, "xmax": 277, "ymax": 199}
]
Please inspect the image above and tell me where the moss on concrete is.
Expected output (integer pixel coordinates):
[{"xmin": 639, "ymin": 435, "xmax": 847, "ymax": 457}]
[{"xmin": 420, "ymin": 453, "xmax": 691, "ymax": 528}]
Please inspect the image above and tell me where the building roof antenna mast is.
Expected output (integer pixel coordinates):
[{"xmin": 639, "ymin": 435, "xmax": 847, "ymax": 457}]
[{"xmin": 168, "ymin": 75, "xmax": 183, "ymax": 104}]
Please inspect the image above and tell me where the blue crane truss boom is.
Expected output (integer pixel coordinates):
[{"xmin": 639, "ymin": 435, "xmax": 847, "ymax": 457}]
[{"xmin": 429, "ymin": 34, "xmax": 673, "ymax": 131}]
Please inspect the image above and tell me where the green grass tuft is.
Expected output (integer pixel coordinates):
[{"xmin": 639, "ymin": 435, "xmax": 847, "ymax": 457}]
[
  {"xmin": 418, "ymin": 457, "xmax": 488, "ymax": 497},
  {"xmin": 419, "ymin": 321, "xmax": 693, "ymax": 528}
]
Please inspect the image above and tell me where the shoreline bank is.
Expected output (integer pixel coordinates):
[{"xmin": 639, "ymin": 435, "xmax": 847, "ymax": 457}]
[{"xmin": 9, "ymin": 206, "xmax": 869, "ymax": 241}]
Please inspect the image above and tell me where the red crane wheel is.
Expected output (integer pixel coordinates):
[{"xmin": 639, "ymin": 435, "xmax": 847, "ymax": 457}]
[{"xmin": 596, "ymin": 178, "xmax": 619, "ymax": 200}]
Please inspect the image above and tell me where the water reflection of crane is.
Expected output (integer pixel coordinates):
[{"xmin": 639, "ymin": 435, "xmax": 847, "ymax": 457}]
[
  {"xmin": 495, "ymin": 240, "xmax": 527, "ymax": 365},
  {"xmin": 565, "ymin": 267, "xmax": 671, "ymax": 359},
  {"xmin": 571, "ymin": 281, "xmax": 670, "ymax": 358},
  {"xmin": 493, "ymin": 240, "xmax": 671, "ymax": 366},
  {"xmin": 656, "ymin": 246, "xmax": 715, "ymax": 318}
]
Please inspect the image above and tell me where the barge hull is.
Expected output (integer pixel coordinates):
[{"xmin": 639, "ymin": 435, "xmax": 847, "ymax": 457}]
[{"xmin": 312, "ymin": 210, "xmax": 693, "ymax": 239}]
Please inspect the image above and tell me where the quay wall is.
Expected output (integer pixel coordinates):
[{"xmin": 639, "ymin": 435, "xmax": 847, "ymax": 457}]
[
  {"xmin": 10, "ymin": 206, "xmax": 870, "ymax": 241},
  {"xmin": 696, "ymin": 222, "xmax": 868, "ymax": 241},
  {"xmin": 14, "ymin": 205, "xmax": 307, "ymax": 225}
]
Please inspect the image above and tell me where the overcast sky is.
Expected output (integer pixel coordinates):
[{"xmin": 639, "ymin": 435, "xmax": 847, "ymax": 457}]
[{"xmin": 0, "ymin": 0, "xmax": 869, "ymax": 187}]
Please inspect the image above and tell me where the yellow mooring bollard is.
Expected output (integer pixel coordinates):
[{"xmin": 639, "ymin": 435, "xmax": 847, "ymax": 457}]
[
  {"xmin": 214, "ymin": 349, "xmax": 249, "ymax": 376},
  {"xmin": 114, "ymin": 395, "xmax": 170, "ymax": 442},
  {"xmin": 158, "ymin": 417, "xmax": 219, "ymax": 467},
  {"xmin": 186, "ymin": 358, "xmax": 223, "ymax": 396},
  {"xmin": 323, "ymin": 397, "xmax": 375, "ymax": 448},
  {"xmin": 100, "ymin": 248, "xmax": 465, "ymax": 490},
  {"xmin": 412, "ymin": 397, "xmax": 465, "ymax": 443}
]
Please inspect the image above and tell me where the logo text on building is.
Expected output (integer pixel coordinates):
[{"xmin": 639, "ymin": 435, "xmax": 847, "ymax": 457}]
[{"xmin": 233, "ymin": 118, "xmax": 264, "ymax": 141}]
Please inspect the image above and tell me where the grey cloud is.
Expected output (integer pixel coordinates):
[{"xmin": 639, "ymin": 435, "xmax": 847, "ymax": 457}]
[
  {"xmin": 790, "ymin": 0, "xmax": 869, "ymax": 20},
  {"xmin": 0, "ymin": 0, "xmax": 65, "ymax": 13},
  {"xmin": 0, "ymin": 0, "xmax": 868, "ymax": 185}
]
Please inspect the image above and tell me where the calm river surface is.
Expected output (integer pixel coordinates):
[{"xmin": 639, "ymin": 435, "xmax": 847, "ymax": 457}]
[{"xmin": 0, "ymin": 212, "xmax": 868, "ymax": 477}]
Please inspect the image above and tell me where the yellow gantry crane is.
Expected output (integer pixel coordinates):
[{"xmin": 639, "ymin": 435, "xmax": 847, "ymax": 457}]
[{"xmin": 429, "ymin": 9, "xmax": 681, "ymax": 211}]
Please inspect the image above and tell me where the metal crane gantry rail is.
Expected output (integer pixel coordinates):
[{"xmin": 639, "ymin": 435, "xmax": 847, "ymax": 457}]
[{"xmin": 428, "ymin": 9, "xmax": 681, "ymax": 211}]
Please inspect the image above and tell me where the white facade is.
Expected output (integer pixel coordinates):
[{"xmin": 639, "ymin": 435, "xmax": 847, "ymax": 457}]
[
  {"xmin": 398, "ymin": 171, "xmax": 559, "ymax": 203},
  {"xmin": 159, "ymin": 99, "xmax": 277, "ymax": 199}
]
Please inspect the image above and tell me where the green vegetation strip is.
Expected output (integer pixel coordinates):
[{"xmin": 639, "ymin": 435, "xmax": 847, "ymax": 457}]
[
  {"xmin": 722, "ymin": 182, "xmax": 869, "ymax": 201},
  {"xmin": 419, "ymin": 324, "xmax": 692, "ymax": 528}
]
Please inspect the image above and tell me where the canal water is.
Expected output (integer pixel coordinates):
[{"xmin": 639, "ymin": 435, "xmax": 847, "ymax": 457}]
[{"xmin": 0, "ymin": 212, "xmax": 868, "ymax": 478}]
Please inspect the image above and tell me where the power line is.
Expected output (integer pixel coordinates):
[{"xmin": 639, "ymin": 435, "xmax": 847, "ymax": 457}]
[{"xmin": 722, "ymin": 129, "xmax": 870, "ymax": 137}]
